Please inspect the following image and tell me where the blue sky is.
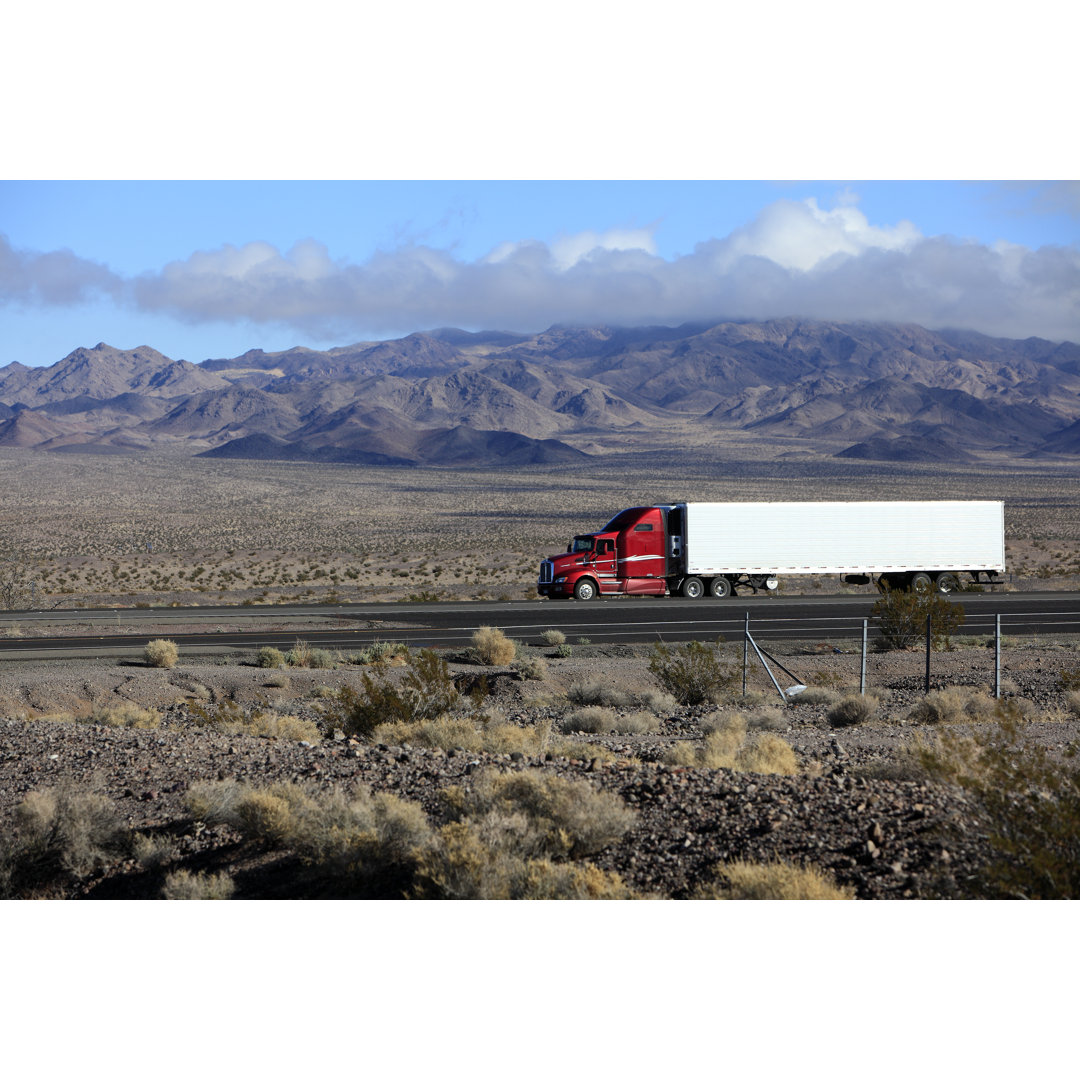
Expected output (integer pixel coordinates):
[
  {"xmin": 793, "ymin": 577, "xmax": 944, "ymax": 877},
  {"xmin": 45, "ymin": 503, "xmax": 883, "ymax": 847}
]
[
  {"xmin": 3, "ymin": 5, "xmax": 1078, "ymax": 368},
  {"xmin": 3, "ymin": 180, "xmax": 1079, "ymax": 367}
]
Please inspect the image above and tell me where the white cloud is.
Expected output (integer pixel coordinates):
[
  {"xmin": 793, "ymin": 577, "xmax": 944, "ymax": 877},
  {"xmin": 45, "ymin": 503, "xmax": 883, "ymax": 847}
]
[
  {"xmin": 710, "ymin": 198, "xmax": 922, "ymax": 272},
  {"xmin": 0, "ymin": 233, "xmax": 122, "ymax": 306},
  {"xmin": 4, "ymin": 201, "xmax": 1080, "ymax": 343},
  {"xmin": 548, "ymin": 227, "xmax": 658, "ymax": 270}
]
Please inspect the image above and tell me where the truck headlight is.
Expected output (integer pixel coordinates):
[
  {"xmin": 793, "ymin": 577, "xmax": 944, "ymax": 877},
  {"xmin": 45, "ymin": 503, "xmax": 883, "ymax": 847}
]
[{"xmin": 554, "ymin": 576, "xmax": 566, "ymax": 583}]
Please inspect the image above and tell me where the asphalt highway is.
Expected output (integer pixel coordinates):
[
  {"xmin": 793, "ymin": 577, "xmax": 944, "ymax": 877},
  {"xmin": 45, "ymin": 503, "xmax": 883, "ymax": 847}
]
[{"xmin": 1, "ymin": 591, "xmax": 1078, "ymax": 661}]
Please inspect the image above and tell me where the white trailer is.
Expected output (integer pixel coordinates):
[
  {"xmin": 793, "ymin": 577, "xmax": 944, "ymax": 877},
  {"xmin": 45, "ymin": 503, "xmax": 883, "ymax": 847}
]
[{"xmin": 674, "ymin": 500, "xmax": 1005, "ymax": 596}]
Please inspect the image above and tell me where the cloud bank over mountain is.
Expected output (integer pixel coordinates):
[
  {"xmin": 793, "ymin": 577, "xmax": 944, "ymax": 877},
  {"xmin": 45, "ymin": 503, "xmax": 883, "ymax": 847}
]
[{"xmin": 4, "ymin": 196, "xmax": 1079, "ymax": 342}]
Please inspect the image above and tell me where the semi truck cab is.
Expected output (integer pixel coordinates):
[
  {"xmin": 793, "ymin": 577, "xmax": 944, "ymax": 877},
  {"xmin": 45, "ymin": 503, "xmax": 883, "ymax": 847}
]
[{"xmin": 538, "ymin": 506, "xmax": 671, "ymax": 600}]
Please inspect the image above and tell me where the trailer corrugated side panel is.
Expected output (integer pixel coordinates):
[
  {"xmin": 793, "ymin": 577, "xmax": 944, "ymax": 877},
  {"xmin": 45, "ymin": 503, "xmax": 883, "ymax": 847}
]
[{"xmin": 683, "ymin": 501, "xmax": 1004, "ymax": 576}]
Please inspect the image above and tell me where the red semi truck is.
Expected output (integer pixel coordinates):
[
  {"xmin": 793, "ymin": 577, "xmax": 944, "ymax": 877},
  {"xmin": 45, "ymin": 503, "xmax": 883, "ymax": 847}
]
[{"xmin": 536, "ymin": 501, "xmax": 1006, "ymax": 600}]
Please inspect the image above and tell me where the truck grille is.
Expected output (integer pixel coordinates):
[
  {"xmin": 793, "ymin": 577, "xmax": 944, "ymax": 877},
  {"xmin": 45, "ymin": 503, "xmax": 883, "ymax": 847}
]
[{"xmin": 538, "ymin": 560, "xmax": 554, "ymax": 584}]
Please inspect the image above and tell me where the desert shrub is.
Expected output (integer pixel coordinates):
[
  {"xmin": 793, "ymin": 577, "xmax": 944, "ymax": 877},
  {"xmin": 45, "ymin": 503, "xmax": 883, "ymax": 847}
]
[
  {"xmin": 1058, "ymin": 667, "xmax": 1080, "ymax": 691},
  {"xmin": 730, "ymin": 690, "xmax": 768, "ymax": 707},
  {"xmin": 144, "ymin": 638, "xmax": 179, "ymax": 669},
  {"xmin": 512, "ymin": 656, "xmax": 549, "ymax": 681},
  {"xmin": 636, "ymin": 689, "xmax": 678, "ymax": 713},
  {"xmin": 236, "ymin": 784, "xmax": 309, "ymax": 846},
  {"xmin": 693, "ymin": 859, "xmax": 854, "ymax": 900},
  {"xmin": 1066, "ymin": 691, "xmax": 1080, "ymax": 718},
  {"xmin": 746, "ymin": 707, "xmax": 787, "ymax": 731},
  {"xmin": 327, "ymin": 649, "xmax": 462, "ymax": 739},
  {"xmin": 256, "ymin": 646, "xmax": 287, "ymax": 669},
  {"xmin": 443, "ymin": 770, "xmax": 636, "ymax": 859},
  {"xmin": 189, "ymin": 699, "xmax": 320, "ymax": 742},
  {"xmin": 699, "ymin": 711, "xmax": 744, "ymax": 738},
  {"xmin": 348, "ymin": 642, "xmax": 407, "ymax": 665},
  {"xmin": 368, "ymin": 714, "xmax": 601, "ymax": 761},
  {"xmin": 539, "ymin": 629, "xmax": 566, "ymax": 646},
  {"xmin": 906, "ymin": 686, "xmax": 997, "ymax": 725},
  {"xmin": 665, "ymin": 714, "xmax": 797, "ymax": 775},
  {"xmin": 285, "ymin": 640, "xmax": 335, "ymax": 668},
  {"xmin": 558, "ymin": 705, "xmax": 660, "ymax": 736},
  {"xmin": 916, "ymin": 717, "xmax": 1080, "ymax": 898},
  {"xmin": 614, "ymin": 710, "xmax": 662, "ymax": 734},
  {"xmin": 373, "ymin": 717, "xmax": 485, "ymax": 753},
  {"xmin": 793, "ymin": 687, "xmax": 841, "ymax": 707},
  {"xmin": 568, "ymin": 681, "xmax": 627, "ymax": 707},
  {"xmin": 554, "ymin": 643, "xmax": 573, "ymax": 658},
  {"xmin": 864, "ymin": 686, "xmax": 893, "ymax": 704},
  {"xmin": 0, "ymin": 786, "xmax": 129, "ymax": 898},
  {"xmin": 190, "ymin": 779, "xmax": 435, "ymax": 897},
  {"xmin": 649, "ymin": 640, "xmax": 736, "ymax": 705},
  {"xmin": 132, "ymin": 832, "xmax": 178, "ymax": 870},
  {"xmin": 162, "ymin": 869, "xmax": 236, "ymax": 899},
  {"xmin": 366, "ymin": 641, "xmax": 410, "ymax": 663},
  {"xmin": 248, "ymin": 712, "xmax": 321, "ymax": 741},
  {"xmin": 560, "ymin": 706, "xmax": 618, "ymax": 733},
  {"xmin": 737, "ymin": 733, "xmax": 799, "ymax": 775},
  {"xmin": 472, "ymin": 626, "xmax": 517, "ymax": 665},
  {"xmin": 185, "ymin": 778, "xmax": 245, "ymax": 823},
  {"xmin": 827, "ymin": 695, "xmax": 875, "ymax": 728},
  {"xmin": 871, "ymin": 588, "xmax": 965, "ymax": 651},
  {"xmin": 567, "ymin": 681, "xmax": 676, "ymax": 713},
  {"xmin": 413, "ymin": 823, "xmax": 635, "ymax": 900},
  {"xmin": 90, "ymin": 701, "xmax": 161, "ymax": 729}
]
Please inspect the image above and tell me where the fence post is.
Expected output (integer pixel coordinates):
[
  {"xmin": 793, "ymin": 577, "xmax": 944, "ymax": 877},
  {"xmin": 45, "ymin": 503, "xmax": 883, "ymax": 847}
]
[
  {"xmin": 861, "ymin": 619, "xmax": 867, "ymax": 695},
  {"xmin": 925, "ymin": 613, "xmax": 932, "ymax": 694},
  {"xmin": 995, "ymin": 613, "xmax": 1001, "ymax": 699},
  {"xmin": 742, "ymin": 611, "xmax": 749, "ymax": 695}
]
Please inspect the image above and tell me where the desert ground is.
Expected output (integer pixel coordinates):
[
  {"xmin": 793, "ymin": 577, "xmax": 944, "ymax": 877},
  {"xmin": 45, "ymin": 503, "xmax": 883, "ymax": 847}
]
[
  {"xmin": 2, "ymin": 447, "xmax": 1079, "ymax": 900},
  {"xmin": 1, "ymin": 631, "xmax": 1078, "ymax": 900},
  {"xmin": 2, "ymin": 446, "xmax": 1080, "ymax": 609}
]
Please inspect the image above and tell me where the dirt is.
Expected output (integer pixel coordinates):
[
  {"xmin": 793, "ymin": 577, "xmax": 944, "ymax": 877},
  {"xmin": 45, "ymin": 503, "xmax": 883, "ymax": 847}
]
[{"xmin": 2, "ymin": 636, "xmax": 1078, "ymax": 900}]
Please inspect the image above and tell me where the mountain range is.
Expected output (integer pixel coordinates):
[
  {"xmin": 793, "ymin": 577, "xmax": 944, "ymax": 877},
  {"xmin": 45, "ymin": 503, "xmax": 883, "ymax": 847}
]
[{"xmin": 2, "ymin": 319, "xmax": 1080, "ymax": 466}]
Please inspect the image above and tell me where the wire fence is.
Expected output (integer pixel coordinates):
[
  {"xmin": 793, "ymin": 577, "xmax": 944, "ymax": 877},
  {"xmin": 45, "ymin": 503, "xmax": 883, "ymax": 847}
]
[{"xmin": 737, "ymin": 606, "xmax": 1080, "ymax": 703}]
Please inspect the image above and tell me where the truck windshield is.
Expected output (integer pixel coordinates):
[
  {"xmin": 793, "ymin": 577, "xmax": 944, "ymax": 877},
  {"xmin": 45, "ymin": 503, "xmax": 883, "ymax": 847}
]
[{"xmin": 570, "ymin": 537, "xmax": 595, "ymax": 553}]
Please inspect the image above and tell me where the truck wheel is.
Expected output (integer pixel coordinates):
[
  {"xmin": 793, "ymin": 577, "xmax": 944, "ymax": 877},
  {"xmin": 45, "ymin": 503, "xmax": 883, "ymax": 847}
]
[
  {"xmin": 681, "ymin": 577, "xmax": 704, "ymax": 599},
  {"xmin": 910, "ymin": 573, "xmax": 933, "ymax": 593},
  {"xmin": 709, "ymin": 577, "xmax": 731, "ymax": 598},
  {"xmin": 936, "ymin": 572, "xmax": 960, "ymax": 593},
  {"xmin": 573, "ymin": 578, "xmax": 598, "ymax": 601}
]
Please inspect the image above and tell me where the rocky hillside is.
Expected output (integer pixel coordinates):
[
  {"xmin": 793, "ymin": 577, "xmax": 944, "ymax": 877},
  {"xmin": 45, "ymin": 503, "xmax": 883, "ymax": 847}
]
[{"xmin": 2, "ymin": 320, "xmax": 1079, "ymax": 465}]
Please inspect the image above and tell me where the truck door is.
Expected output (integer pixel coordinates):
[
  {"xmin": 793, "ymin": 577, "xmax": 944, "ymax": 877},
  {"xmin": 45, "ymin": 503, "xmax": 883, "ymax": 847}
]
[{"xmin": 593, "ymin": 537, "xmax": 617, "ymax": 586}]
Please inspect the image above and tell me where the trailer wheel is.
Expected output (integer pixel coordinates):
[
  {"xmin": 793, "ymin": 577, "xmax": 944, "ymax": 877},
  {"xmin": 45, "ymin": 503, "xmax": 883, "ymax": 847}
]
[
  {"xmin": 709, "ymin": 577, "xmax": 732, "ymax": 598},
  {"xmin": 681, "ymin": 577, "xmax": 705, "ymax": 599},
  {"xmin": 910, "ymin": 573, "xmax": 933, "ymax": 593},
  {"xmin": 573, "ymin": 578, "xmax": 598, "ymax": 601},
  {"xmin": 936, "ymin": 572, "xmax": 960, "ymax": 594}
]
